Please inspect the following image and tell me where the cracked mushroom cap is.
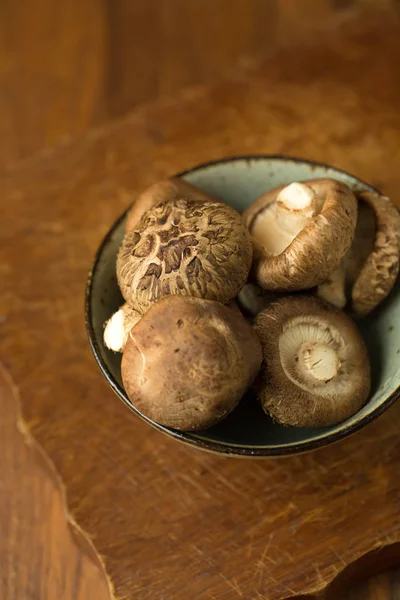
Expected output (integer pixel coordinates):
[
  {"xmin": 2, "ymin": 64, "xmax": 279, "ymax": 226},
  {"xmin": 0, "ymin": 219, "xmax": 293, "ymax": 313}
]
[
  {"xmin": 117, "ymin": 198, "xmax": 253, "ymax": 313},
  {"xmin": 243, "ymin": 179, "xmax": 358, "ymax": 291},
  {"xmin": 103, "ymin": 303, "xmax": 141, "ymax": 352},
  {"xmin": 121, "ymin": 295, "xmax": 263, "ymax": 431},
  {"xmin": 317, "ymin": 191, "xmax": 400, "ymax": 317},
  {"xmin": 254, "ymin": 295, "xmax": 370, "ymax": 427},
  {"xmin": 125, "ymin": 178, "xmax": 218, "ymax": 233}
]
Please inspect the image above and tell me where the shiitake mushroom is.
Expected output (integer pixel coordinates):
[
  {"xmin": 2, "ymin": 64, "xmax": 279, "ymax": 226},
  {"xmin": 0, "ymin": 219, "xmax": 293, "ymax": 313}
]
[
  {"xmin": 317, "ymin": 191, "xmax": 400, "ymax": 317},
  {"xmin": 117, "ymin": 197, "xmax": 253, "ymax": 314},
  {"xmin": 254, "ymin": 295, "xmax": 371, "ymax": 428},
  {"xmin": 109, "ymin": 177, "xmax": 396, "ymax": 433},
  {"xmin": 243, "ymin": 179, "xmax": 358, "ymax": 292},
  {"xmin": 125, "ymin": 178, "xmax": 219, "ymax": 233},
  {"xmin": 121, "ymin": 295, "xmax": 262, "ymax": 431}
]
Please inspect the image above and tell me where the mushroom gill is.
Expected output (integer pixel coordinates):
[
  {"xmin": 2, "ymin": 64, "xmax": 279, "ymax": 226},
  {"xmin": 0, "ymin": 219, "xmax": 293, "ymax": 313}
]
[
  {"xmin": 254, "ymin": 295, "xmax": 370, "ymax": 427},
  {"xmin": 279, "ymin": 316, "xmax": 348, "ymax": 396}
]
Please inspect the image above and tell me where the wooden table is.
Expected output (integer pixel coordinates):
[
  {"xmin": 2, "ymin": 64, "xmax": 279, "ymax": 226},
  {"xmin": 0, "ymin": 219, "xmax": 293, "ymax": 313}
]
[{"xmin": 1, "ymin": 2, "xmax": 400, "ymax": 599}]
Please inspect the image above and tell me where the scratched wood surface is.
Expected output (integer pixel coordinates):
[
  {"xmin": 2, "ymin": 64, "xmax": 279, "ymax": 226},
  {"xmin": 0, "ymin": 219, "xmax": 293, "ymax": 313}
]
[{"xmin": 2, "ymin": 15, "xmax": 400, "ymax": 600}]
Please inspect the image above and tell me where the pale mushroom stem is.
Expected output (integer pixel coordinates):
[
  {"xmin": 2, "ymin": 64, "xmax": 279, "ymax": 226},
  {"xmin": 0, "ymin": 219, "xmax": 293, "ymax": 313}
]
[
  {"xmin": 298, "ymin": 342, "xmax": 341, "ymax": 383},
  {"xmin": 104, "ymin": 308, "xmax": 126, "ymax": 351},
  {"xmin": 317, "ymin": 265, "xmax": 347, "ymax": 309},
  {"xmin": 276, "ymin": 182, "xmax": 319, "ymax": 237},
  {"xmin": 103, "ymin": 304, "xmax": 141, "ymax": 352}
]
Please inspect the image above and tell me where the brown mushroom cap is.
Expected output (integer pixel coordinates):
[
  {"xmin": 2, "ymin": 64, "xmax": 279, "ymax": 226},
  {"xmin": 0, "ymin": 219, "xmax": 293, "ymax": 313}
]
[
  {"xmin": 317, "ymin": 191, "xmax": 400, "ymax": 316},
  {"xmin": 351, "ymin": 192, "xmax": 400, "ymax": 316},
  {"xmin": 117, "ymin": 198, "xmax": 253, "ymax": 313},
  {"xmin": 243, "ymin": 179, "xmax": 358, "ymax": 291},
  {"xmin": 121, "ymin": 296, "xmax": 263, "ymax": 431},
  {"xmin": 254, "ymin": 295, "xmax": 370, "ymax": 427},
  {"xmin": 103, "ymin": 304, "xmax": 141, "ymax": 352},
  {"xmin": 226, "ymin": 298, "xmax": 243, "ymax": 317},
  {"xmin": 125, "ymin": 178, "xmax": 218, "ymax": 233}
]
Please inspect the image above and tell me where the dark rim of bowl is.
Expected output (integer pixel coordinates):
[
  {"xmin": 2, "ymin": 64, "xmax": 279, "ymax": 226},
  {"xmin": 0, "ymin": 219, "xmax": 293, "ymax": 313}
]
[{"xmin": 85, "ymin": 154, "xmax": 400, "ymax": 457}]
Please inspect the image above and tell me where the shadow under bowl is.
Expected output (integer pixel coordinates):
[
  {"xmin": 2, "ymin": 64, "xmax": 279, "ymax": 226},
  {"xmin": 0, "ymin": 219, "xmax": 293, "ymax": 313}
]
[{"xmin": 85, "ymin": 155, "xmax": 400, "ymax": 457}]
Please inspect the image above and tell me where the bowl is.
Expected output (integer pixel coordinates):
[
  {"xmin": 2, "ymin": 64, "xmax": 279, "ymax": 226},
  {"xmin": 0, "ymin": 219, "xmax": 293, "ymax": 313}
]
[{"xmin": 85, "ymin": 155, "xmax": 400, "ymax": 457}]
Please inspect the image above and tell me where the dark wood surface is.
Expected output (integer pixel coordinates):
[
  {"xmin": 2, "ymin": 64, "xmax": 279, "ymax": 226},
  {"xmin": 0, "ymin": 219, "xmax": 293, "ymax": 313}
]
[
  {"xmin": 3, "ymin": 13, "xmax": 400, "ymax": 600},
  {"xmin": 0, "ymin": 0, "xmax": 397, "ymax": 167},
  {"xmin": 0, "ymin": 366, "xmax": 109, "ymax": 600},
  {"xmin": 2, "ymin": 3, "xmax": 400, "ymax": 600}
]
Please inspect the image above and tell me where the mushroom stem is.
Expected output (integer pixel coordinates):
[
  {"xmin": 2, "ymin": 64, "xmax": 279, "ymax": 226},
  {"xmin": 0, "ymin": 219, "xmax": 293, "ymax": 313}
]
[
  {"xmin": 297, "ymin": 342, "xmax": 341, "ymax": 383},
  {"xmin": 276, "ymin": 182, "xmax": 318, "ymax": 237},
  {"xmin": 104, "ymin": 304, "xmax": 141, "ymax": 352},
  {"xmin": 317, "ymin": 265, "xmax": 347, "ymax": 309},
  {"xmin": 104, "ymin": 308, "xmax": 126, "ymax": 351}
]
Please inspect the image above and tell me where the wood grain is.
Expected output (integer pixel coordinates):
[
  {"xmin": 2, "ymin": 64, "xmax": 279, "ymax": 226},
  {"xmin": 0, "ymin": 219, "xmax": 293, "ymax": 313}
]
[
  {"xmin": 0, "ymin": 0, "xmax": 397, "ymax": 167},
  {"xmin": 0, "ymin": 365, "xmax": 109, "ymax": 600},
  {"xmin": 2, "ymin": 14, "xmax": 400, "ymax": 600},
  {"xmin": 2, "ymin": 3, "xmax": 400, "ymax": 600}
]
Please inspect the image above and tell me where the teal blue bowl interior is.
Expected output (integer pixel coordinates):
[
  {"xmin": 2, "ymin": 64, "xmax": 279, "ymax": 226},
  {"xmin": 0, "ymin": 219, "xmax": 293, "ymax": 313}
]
[{"xmin": 85, "ymin": 156, "xmax": 400, "ymax": 456}]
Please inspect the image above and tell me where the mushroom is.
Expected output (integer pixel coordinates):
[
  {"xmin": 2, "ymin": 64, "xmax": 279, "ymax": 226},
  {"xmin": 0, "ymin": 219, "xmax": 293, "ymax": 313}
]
[
  {"xmin": 117, "ymin": 197, "xmax": 253, "ymax": 313},
  {"xmin": 237, "ymin": 282, "xmax": 278, "ymax": 318},
  {"xmin": 254, "ymin": 295, "xmax": 370, "ymax": 427},
  {"xmin": 125, "ymin": 178, "xmax": 218, "ymax": 233},
  {"xmin": 103, "ymin": 304, "xmax": 141, "ymax": 352},
  {"xmin": 121, "ymin": 295, "xmax": 262, "ymax": 431},
  {"xmin": 317, "ymin": 191, "xmax": 400, "ymax": 317},
  {"xmin": 243, "ymin": 179, "xmax": 358, "ymax": 291}
]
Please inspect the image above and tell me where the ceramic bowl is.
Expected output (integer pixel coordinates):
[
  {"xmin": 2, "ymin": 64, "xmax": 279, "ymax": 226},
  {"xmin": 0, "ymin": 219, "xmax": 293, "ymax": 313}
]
[{"xmin": 85, "ymin": 156, "xmax": 400, "ymax": 456}]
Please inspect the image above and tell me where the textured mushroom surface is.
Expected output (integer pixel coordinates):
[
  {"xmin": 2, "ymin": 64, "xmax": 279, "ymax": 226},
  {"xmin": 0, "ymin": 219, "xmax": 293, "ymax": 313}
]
[
  {"xmin": 121, "ymin": 296, "xmax": 262, "ymax": 431},
  {"xmin": 254, "ymin": 295, "xmax": 370, "ymax": 427},
  {"xmin": 243, "ymin": 178, "xmax": 358, "ymax": 291},
  {"xmin": 318, "ymin": 191, "xmax": 400, "ymax": 317},
  {"xmin": 117, "ymin": 198, "xmax": 253, "ymax": 313},
  {"xmin": 125, "ymin": 178, "xmax": 218, "ymax": 233},
  {"xmin": 103, "ymin": 304, "xmax": 141, "ymax": 352}
]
